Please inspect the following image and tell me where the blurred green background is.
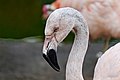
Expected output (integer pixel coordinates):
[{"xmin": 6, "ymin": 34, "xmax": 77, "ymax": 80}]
[{"xmin": 0, "ymin": 0, "xmax": 54, "ymax": 39}]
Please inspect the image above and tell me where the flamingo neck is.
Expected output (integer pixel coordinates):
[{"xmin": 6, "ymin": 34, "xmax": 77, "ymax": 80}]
[{"xmin": 66, "ymin": 25, "xmax": 89, "ymax": 80}]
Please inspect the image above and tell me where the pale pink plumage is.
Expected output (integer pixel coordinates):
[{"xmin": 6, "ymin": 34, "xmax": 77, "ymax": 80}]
[
  {"xmin": 43, "ymin": 0, "xmax": 120, "ymax": 40},
  {"xmin": 82, "ymin": 0, "xmax": 120, "ymax": 40},
  {"xmin": 43, "ymin": 7, "xmax": 120, "ymax": 80},
  {"xmin": 42, "ymin": 0, "xmax": 120, "ymax": 51},
  {"xmin": 94, "ymin": 42, "xmax": 120, "ymax": 80}
]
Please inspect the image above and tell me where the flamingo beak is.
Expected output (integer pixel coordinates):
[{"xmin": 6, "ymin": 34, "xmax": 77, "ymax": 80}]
[{"xmin": 42, "ymin": 36, "xmax": 60, "ymax": 72}]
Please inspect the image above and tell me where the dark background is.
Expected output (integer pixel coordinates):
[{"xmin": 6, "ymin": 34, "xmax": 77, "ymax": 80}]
[{"xmin": 0, "ymin": 0, "xmax": 54, "ymax": 38}]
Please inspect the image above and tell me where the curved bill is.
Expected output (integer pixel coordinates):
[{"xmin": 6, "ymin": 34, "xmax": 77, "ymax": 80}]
[
  {"xmin": 43, "ymin": 49, "xmax": 60, "ymax": 72},
  {"xmin": 43, "ymin": 36, "xmax": 60, "ymax": 72}
]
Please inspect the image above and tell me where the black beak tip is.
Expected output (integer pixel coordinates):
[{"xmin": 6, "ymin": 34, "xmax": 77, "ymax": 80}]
[{"xmin": 42, "ymin": 49, "xmax": 60, "ymax": 72}]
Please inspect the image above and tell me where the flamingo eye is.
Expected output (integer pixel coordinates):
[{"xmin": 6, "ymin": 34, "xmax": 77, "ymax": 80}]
[{"xmin": 54, "ymin": 27, "xmax": 59, "ymax": 32}]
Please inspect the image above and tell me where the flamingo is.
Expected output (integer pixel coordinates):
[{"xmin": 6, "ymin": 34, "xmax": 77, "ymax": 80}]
[
  {"xmin": 42, "ymin": 7, "xmax": 120, "ymax": 80},
  {"xmin": 82, "ymin": 0, "xmax": 120, "ymax": 52},
  {"xmin": 42, "ymin": 0, "xmax": 120, "ymax": 53}
]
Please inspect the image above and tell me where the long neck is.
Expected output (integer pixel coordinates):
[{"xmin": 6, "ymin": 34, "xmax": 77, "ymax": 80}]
[{"xmin": 66, "ymin": 24, "xmax": 89, "ymax": 80}]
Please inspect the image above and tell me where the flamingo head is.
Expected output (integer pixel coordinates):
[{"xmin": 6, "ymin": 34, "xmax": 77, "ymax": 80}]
[{"xmin": 42, "ymin": 10, "xmax": 73, "ymax": 71}]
